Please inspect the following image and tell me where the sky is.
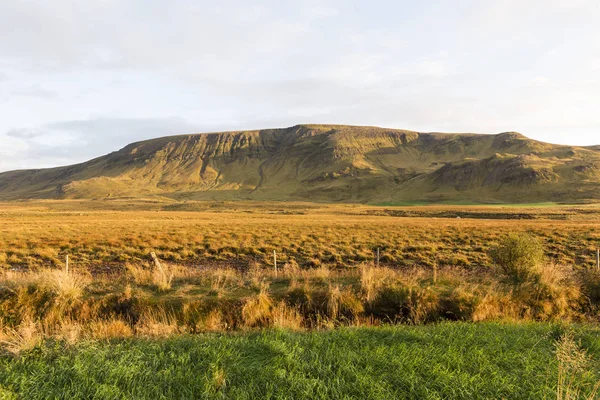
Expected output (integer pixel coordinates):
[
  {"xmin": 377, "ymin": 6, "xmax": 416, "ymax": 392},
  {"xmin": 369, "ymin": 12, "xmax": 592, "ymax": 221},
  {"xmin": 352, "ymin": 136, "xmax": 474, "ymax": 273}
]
[{"xmin": 1, "ymin": 0, "xmax": 599, "ymax": 172}]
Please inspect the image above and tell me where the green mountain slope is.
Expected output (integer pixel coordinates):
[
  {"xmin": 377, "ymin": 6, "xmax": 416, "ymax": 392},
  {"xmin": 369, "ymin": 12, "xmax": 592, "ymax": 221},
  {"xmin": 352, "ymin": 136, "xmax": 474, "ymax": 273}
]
[{"xmin": 1, "ymin": 124, "xmax": 599, "ymax": 203}]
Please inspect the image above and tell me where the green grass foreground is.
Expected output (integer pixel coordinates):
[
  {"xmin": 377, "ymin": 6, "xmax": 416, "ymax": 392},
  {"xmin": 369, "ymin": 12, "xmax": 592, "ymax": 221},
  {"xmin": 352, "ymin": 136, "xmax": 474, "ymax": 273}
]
[{"xmin": 1, "ymin": 322, "xmax": 599, "ymax": 399}]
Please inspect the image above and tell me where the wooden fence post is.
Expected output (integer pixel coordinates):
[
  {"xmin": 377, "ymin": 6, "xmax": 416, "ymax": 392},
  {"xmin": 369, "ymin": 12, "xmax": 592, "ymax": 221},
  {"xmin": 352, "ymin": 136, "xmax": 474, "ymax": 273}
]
[
  {"xmin": 151, "ymin": 252, "xmax": 165, "ymax": 276},
  {"xmin": 433, "ymin": 260, "xmax": 438, "ymax": 284},
  {"xmin": 273, "ymin": 250, "xmax": 278, "ymax": 277}
]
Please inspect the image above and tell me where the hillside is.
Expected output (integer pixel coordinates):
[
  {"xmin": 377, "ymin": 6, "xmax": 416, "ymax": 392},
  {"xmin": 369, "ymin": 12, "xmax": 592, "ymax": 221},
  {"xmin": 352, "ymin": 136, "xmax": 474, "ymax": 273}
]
[{"xmin": 0, "ymin": 124, "xmax": 599, "ymax": 203}]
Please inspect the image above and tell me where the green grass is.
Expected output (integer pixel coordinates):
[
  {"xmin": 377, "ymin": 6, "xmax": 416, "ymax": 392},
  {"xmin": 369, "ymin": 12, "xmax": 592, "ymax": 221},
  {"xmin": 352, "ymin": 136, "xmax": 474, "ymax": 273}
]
[
  {"xmin": 1, "ymin": 322, "xmax": 599, "ymax": 399},
  {"xmin": 373, "ymin": 201, "xmax": 563, "ymax": 207}
]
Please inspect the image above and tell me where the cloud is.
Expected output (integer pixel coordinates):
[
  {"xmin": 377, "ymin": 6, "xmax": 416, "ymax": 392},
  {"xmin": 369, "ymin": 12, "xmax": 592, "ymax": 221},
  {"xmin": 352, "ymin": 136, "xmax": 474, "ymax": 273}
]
[
  {"xmin": 10, "ymin": 84, "xmax": 57, "ymax": 99},
  {"xmin": 0, "ymin": 117, "xmax": 198, "ymax": 172},
  {"xmin": 0, "ymin": 1, "xmax": 337, "ymax": 73},
  {"xmin": 0, "ymin": 0, "xmax": 599, "ymax": 174},
  {"xmin": 5, "ymin": 128, "xmax": 45, "ymax": 139},
  {"xmin": 529, "ymin": 76, "xmax": 550, "ymax": 86},
  {"xmin": 304, "ymin": 6, "xmax": 339, "ymax": 19}
]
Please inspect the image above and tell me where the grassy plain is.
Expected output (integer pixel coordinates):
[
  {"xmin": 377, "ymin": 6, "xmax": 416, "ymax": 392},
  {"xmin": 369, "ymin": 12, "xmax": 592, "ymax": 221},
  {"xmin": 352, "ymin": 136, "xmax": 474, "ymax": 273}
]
[
  {"xmin": 1, "ymin": 200, "xmax": 600, "ymax": 398},
  {"xmin": 0, "ymin": 200, "xmax": 598, "ymax": 338},
  {"xmin": 1, "ymin": 200, "xmax": 600, "ymax": 270}
]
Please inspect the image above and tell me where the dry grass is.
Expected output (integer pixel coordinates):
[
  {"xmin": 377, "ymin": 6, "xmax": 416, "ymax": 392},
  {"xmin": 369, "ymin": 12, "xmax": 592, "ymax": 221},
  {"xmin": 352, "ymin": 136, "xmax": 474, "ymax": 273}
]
[
  {"xmin": 88, "ymin": 319, "xmax": 133, "ymax": 340},
  {"xmin": 272, "ymin": 302, "xmax": 304, "ymax": 330},
  {"xmin": 136, "ymin": 308, "xmax": 180, "ymax": 337},
  {"xmin": 126, "ymin": 263, "xmax": 153, "ymax": 285},
  {"xmin": 242, "ymin": 285, "xmax": 273, "ymax": 328},
  {"xmin": 360, "ymin": 264, "xmax": 394, "ymax": 302},
  {"xmin": 306, "ymin": 265, "xmax": 331, "ymax": 281},
  {"xmin": 210, "ymin": 366, "xmax": 227, "ymax": 393},
  {"xmin": 1, "ymin": 202, "xmax": 599, "ymax": 271},
  {"xmin": 0, "ymin": 316, "xmax": 43, "ymax": 355},
  {"xmin": 0, "ymin": 202, "xmax": 599, "ymax": 350},
  {"xmin": 126, "ymin": 259, "xmax": 182, "ymax": 291},
  {"xmin": 201, "ymin": 310, "xmax": 227, "ymax": 332},
  {"xmin": 0, "ymin": 259, "xmax": 597, "ymax": 346},
  {"xmin": 0, "ymin": 259, "xmax": 597, "ymax": 354},
  {"xmin": 207, "ymin": 268, "xmax": 241, "ymax": 296},
  {"xmin": 55, "ymin": 317, "xmax": 83, "ymax": 345},
  {"xmin": 42, "ymin": 269, "xmax": 91, "ymax": 302},
  {"xmin": 555, "ymin": 331, "xmax": 600, "ymax": 400}
]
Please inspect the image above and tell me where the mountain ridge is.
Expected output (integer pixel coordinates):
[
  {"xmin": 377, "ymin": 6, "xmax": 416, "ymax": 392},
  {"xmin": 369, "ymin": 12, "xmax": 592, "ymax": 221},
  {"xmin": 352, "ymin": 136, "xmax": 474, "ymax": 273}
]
[{"xmin": 1, "ymin": 124, "xmax": 599, "ymax": 203}]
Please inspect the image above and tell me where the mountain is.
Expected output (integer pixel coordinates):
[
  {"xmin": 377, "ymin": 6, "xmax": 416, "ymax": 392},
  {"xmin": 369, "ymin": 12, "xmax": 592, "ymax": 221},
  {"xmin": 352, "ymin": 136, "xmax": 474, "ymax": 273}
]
[{"xmin": 1, "ymin": 124, "xmax": 599, "ymax": 203}]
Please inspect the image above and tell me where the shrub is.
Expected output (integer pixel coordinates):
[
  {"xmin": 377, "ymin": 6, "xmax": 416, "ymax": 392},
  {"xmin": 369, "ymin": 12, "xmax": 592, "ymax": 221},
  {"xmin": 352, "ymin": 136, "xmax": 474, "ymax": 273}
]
[
  {"xmin": 580, "ymin": 270, "xmax": 600, "ymax": 310},
  {"xmin": 490, "ymin": 233, "xmax": 544, "ymax": 281},
  {"xmin": 514, "ymin": 264, "xmax": 582, "ymax": 321}
]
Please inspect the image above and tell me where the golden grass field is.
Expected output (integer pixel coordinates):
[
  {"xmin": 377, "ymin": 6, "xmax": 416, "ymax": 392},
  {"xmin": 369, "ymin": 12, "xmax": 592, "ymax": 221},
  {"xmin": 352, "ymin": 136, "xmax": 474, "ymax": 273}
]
[
  {"xmin": 1, "ymin": 200, "xmax": 599, "ymax": 271},
  {"xmin": 0, "ymin": 198, "xmax": 599, "ymax": 399}
]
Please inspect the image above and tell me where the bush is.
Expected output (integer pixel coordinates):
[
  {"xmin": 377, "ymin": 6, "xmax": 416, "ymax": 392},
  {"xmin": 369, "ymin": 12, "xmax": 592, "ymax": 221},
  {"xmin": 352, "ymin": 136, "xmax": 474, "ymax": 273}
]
[
  {"xmin": 514, "ymin": 264, "xmax": 582, "ymax": 321},
  {"xmin": 580, "ymin": 270, "xmax": 600, "ymax": 308},
  {"xmin": 490, "ymin": 233, "xmax": 544, "ymax": 282}
]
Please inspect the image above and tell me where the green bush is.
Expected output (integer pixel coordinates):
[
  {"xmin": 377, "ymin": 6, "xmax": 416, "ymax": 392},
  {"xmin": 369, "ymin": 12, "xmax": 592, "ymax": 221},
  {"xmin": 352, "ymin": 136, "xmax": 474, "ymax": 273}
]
[{"xmin": 489, "ymin": 233, "xmax": 544, "ymax": 282}]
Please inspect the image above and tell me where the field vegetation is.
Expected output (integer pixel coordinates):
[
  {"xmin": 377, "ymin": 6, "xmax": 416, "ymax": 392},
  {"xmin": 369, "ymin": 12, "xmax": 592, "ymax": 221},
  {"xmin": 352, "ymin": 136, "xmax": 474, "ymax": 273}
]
[
  {"xmin": 0, "ymin": 231, "xmax": 599, "ymax": 348},
  {"xmin": 0, "ymin": 323, "xmax": 599, "ymax": 399},
  {"xmin": 1, "ymin": 200, "xmax": 599, "ymax": 271},
  {"xmin": 1, "ymin": 200, "xmax": 599, "ymax": 398}
]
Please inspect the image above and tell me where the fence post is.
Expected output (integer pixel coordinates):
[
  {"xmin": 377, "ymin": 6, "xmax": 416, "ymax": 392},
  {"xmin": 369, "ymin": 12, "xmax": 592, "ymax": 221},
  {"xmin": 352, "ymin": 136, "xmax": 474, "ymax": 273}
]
[
  {"xmin": 151, "ymin": 252, "xmax": 165, "ymax": 275},
  {"xmin": 273, "ymin": 250, "xmax": 278, "ymax": 277},
  {"xmin": 433, "ymin": 260, "xmax": 438, "ymax": 284}
]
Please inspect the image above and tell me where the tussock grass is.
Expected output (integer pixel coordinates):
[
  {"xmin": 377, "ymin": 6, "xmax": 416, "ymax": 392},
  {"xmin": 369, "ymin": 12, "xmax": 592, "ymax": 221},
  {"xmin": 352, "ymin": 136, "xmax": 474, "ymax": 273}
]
[
  {"xmin": 272, "ymin": 301, "xmax": 304, "ymax": 330},
  {"xmin": 0, "ymin": 260, "xmax": 598, "ymax": 354},
  {"xmin": 43, "ymin": 269, "xmax": 91, "ymax": 302},
  {"xmin": 0, "ymin": 221, "xmax": 598, "ymax": 359},
  {"xmin": 88, "ymin": 319, "xmax": 133, "ymax": 340},
  {"xmin": 242, "ymin": 284, "xmax": 273, "ymax": 328},
  {"xmin": 0, "ymin": 316, "xmax": 42, "ymax": 355},
  {"xmin": 201, "ymin": 310, "xmax": 226, "ymax": 332},
  {"xmin": 135, "ymin": 308, "xmax": 180, "ymax": 337},
  {"xmin": 2, "ymin": 202, "xmax": 600, "ymax": 270}
]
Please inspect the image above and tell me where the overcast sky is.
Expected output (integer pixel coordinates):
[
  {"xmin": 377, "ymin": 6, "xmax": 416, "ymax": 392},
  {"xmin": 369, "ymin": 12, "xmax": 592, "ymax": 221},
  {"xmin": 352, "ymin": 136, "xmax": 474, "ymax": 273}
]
[{"xmin": 1, "ymin": 0, "xmax": 599, "ymax": 172}]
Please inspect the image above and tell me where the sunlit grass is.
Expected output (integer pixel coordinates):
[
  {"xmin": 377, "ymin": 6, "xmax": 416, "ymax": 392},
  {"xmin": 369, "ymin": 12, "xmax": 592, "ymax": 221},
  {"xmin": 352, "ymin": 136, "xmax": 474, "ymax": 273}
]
[{"xmin": 0, "ymin": 323, "xmax": 599, "ymax": 399}]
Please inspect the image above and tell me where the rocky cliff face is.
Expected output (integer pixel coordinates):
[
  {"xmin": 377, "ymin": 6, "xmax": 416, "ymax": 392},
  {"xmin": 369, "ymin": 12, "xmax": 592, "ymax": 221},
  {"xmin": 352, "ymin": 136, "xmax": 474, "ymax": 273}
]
[{"xmin": 1, "ymin": 124, "xmax": 599, "ymax": 203}]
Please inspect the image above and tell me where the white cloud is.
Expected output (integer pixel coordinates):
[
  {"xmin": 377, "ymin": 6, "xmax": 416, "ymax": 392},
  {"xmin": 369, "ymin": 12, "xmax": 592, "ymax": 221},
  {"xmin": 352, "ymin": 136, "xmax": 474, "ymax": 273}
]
[
  {"xmin": 530, "ymin": 76, "xmax": 550, "ymax": 86},
  {"xmin": 10, "ymin": 84, "xmax": 57, "ymax": 99},
  {"xmin": 0, "ymin": 0, "xmax": 599, "ymax": 172},
  {"xmin": 305, "ymin": 6, "xmax": 339, "ymax": 19},
  {"xmin": 0, "ymin": 117, "xmax": 198, "ymax": 172}
]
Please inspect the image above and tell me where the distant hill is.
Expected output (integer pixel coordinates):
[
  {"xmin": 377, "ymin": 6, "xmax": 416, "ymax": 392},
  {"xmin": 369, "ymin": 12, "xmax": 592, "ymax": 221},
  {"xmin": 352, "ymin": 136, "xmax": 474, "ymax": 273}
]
[{"xmin": 1, "ymin": 124, "xmax": 599, "ymax": 203}]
